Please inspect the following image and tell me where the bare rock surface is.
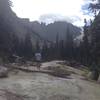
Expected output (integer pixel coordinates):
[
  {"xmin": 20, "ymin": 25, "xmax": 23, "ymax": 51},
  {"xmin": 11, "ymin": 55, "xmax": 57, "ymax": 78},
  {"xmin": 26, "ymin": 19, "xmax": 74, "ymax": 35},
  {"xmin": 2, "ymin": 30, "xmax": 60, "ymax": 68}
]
[{"xmin": 0, "ymin": 61, "xmax": 100, "ymax": 100}]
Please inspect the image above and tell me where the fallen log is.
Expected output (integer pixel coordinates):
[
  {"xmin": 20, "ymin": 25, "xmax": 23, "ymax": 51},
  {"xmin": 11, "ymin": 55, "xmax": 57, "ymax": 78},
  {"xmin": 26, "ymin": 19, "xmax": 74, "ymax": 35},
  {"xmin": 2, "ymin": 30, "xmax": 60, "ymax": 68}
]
[{"xmin": 4, "ymin": 64, "xmax": 71, "ymax": 78}]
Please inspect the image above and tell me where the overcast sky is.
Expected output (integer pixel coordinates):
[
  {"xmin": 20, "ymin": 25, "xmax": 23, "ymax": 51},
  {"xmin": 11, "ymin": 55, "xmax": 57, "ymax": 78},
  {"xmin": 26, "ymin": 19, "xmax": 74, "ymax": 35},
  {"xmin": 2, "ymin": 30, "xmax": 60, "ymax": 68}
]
[{"xmin": 11, "ymin": 0, "xmax": 93, "ymax": 26}]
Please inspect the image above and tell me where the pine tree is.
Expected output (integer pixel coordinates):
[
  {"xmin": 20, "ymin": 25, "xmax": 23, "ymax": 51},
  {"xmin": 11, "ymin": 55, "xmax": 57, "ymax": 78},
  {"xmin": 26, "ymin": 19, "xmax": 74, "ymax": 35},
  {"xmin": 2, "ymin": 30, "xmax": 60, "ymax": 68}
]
[
  {"xmin": 65, "ymin": 27, "xmax": 74, "ymax": 60},
  {"xmin": 82, "ymin": 19, "xmax": 90, "ymax": 65},
  {"xmin": 89, "ymin": 0, "xmax": 100, "ymax": 17},
  {"xmin": 24, "ymin": 33, "xmax": 33, "ymax": 58},
  {"xmin": 36, "ymin": 40, "xmax": 40, "ymax": 52},
  {"xmin": 55, "ymin": 33, "xmax": 59, "ymax": 58},
  {"xmin": 59, "ymin": 40, "xmax": 64, "ymax": 59},
  {"xmin": 87, "ymin": 3, "xmax": 100, "ymax": 80},
  {"xmin": 90, "ymin": 15, "xmax": 100, "ymax": 64},
  {"xmin": 42, "ymin": 41, "xmax": 48, "ymax": 60}
]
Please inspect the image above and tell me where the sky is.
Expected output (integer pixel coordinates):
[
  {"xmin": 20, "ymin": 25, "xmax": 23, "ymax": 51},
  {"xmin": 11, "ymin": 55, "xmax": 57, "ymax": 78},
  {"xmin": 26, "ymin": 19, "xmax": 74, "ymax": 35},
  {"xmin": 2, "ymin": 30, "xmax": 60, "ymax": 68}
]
[{"xmin": 11, "ymin": 0, "xmax": 93, "ymax": 26}]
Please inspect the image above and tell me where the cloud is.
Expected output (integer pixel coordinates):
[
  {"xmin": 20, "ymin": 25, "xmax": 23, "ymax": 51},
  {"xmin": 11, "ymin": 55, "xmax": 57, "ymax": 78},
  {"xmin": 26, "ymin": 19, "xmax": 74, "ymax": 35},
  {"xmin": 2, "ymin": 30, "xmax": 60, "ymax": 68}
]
[{"xmin": 39, "ymin": 14, "xmax": 81, "ymax": 25}]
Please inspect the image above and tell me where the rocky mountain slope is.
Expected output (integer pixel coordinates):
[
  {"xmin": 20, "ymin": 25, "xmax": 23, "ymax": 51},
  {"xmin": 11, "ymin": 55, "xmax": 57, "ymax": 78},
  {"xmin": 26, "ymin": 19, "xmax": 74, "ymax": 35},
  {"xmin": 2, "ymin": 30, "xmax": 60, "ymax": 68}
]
[{"xmin": 30, "ymin": 21, "xmax": 81, "ymax": 42}]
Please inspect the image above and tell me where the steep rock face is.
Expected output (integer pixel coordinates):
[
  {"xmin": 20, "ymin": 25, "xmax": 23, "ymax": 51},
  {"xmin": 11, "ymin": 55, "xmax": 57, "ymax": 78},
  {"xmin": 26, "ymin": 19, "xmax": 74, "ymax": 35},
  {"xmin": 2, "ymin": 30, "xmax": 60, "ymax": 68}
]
[
  {"xmin": 30, "ymin": 21, "xmax": 81, "ymax": 42},
  {"xmin": 0, "ymin": 0, "xmax": 81, "ymax": 51},
  {"xmin": 0, "ymin": 0, "xmax": 41, "ymax": 44},
  {"xmin": 0, "ymin": 0, "xmax": 43, "ymax": 58},
  {"xmin": 0, "ymin": 0, "xmax": 27, "ymax": 40}
]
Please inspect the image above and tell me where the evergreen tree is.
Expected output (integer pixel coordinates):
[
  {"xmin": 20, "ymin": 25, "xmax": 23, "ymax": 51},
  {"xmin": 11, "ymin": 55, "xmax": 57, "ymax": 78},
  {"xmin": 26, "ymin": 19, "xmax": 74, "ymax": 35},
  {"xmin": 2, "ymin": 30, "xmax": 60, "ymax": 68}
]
[
  {"xmin": 65, "ymin": 27, "xmax": 74, "ymax": 59},
  {"xmin": 24, "ymin": 33, "xmax": 33, "ymax": 58},
  {"xmin": 18, "ymin": 40, "xmax": 25, "ymax": 57},
  {"xmin": 89, "ymin": 0, "xmax": 100, "ymax": 17},
  {"xmin": 36, "ymin": 40, "xmax": 40, "ymax": 52},
  {"xmin": 86, "ymin": 0, "xmax": 100, "ymax": 80},
  {"xmin": 55, "ymin": 33, "xmax": 59, "ymax": 58},
  {"xmin": 42, "ymin": 41, "xmax": 48, "ymax": 60},
  {"xmin": 90, "ymin": 15, "xmax": 100, "ymax": 64},
  {"xmin": 11, "ymin": 34, "xmax": 19, "ymax": 55},
  {"xmin": 81, "ymin": 19, "xmax": 90, "ymax": 65},
  {"xmin": 59, "ymin": 40, "xmax": 64, "ymax": 59}
]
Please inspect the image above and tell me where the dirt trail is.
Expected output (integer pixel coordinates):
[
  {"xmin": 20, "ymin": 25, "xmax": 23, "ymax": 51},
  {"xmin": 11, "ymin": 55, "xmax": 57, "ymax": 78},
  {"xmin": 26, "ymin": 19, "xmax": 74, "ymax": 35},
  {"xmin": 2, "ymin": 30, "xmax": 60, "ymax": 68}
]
[{"xmin": 0, "ymin": 61, "xmax": 100, "ymax": 100}]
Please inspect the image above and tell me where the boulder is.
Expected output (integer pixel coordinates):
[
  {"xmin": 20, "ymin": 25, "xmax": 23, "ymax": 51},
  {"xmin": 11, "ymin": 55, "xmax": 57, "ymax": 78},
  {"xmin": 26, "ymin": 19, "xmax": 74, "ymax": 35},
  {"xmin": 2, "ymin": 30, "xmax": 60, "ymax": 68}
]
[
  {"xmin": 98, "ymin": 75, "xmax": 100, "ymax": 83},
  {"xmin": 87, "ymin": 71, "xmax": 99, "ymax": 81},
  {"xmin": 0, "ymin": 66, "xmax": 8, "ymax": 78},
  {"xmin": 87, "ymin": 72, "xmax": 93, "ymax": 79}
]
